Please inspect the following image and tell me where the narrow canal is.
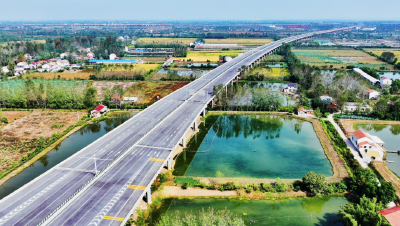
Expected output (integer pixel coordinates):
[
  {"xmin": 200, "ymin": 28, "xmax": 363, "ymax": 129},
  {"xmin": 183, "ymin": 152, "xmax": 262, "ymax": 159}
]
[{"xmin": 0, "ymin": 112, "xmax": 136, "ymax": 200}]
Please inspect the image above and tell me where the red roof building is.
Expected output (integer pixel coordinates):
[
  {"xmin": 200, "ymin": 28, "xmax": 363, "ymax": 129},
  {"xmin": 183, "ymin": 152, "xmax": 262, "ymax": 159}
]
[{"xmin": 380, "ymin": 206, "xmax": 400, "ymax": 226}]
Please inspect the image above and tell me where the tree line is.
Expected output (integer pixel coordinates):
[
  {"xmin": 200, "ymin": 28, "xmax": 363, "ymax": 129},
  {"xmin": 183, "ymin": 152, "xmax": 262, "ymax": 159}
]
[{"xmin": 0, "ymin": 79, "xmax": 97, "ymax": 109}]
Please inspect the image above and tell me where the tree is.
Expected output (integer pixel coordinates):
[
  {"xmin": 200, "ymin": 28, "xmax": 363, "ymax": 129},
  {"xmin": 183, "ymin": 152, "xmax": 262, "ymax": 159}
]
[
  {"xmin": 8, "ymin": 61, "xmax": 15, "ymax": 76},
  {"xmin": 381, "ymin": 52, "xmax": 397, "ymax": 64},
  {"xmin": 336, "ymin": 196, "xmax": 390, "ymax": 226},
  {"xmin": 84, "ymin": 86, "xmax": 98, "ymax": 108},
  {"xmin": 302, "ymin": 171, "xmax": 331, "ymax": 196},
  {"xmin": 17, "ymin": 53, "xmax": 26, "ymax": 63}
]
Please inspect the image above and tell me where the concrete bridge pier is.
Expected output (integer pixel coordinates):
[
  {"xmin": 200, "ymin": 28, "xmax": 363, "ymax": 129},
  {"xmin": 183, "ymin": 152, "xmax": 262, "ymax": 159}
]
[
  {"xmin": 146, "ymin": 187, "xmax": 152, "ymax": 204},
  {"xmin": 181, "ymin": 135, "xmax": 187, "ymax": 148},
  {"xmin": 166, "ymin": 158, "xmax": 172, "ymax": 170}
]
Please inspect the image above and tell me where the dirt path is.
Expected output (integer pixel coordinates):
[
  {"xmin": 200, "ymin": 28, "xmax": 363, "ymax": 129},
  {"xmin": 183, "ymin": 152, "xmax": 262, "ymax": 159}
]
[
  {"xmin": 373, "ymin": 162, "xmax": 400, "ymax": 199},
  {"xmin": 339, "ymin": 119, "xmax": 400, "ymax": 138},
  {"xmin": 304, "ymin": 117, "xmax": 349, "ymax": 181},
  {"xmin": 160, "ymin": 186, "xmax": 237, "ymax": 197}
]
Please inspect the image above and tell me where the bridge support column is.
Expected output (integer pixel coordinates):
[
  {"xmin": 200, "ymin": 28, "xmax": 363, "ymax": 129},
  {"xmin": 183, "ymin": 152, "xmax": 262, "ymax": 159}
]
[
  {"xmin": 146, "ymin": 187, "xmax": 152, "ymax": 204},
  {"xmin": 167, "ymin": 158, "xmax": 172, "ymax": 170},
  {"xmin": 182, "ymin": 136, "xmax": 187, "ymax": 148},
  {"xmin": 203, "ymin": 108, "xmax": 206, "ymax": 117}
]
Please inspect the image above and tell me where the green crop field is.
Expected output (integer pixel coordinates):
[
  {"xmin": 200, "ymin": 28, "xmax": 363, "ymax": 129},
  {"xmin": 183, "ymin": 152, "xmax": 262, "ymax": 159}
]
[
  {"xmin": 367, "ymin": 49, "xmax": 400, "ymax": 59},
  {"xmin": 177, "ymin": 50, "xmax": 246, "ymax": 62},
  {"xmin": 293, "ymin": 49, "xmax": 391, "ymax": 69},
  {"xmin": 135, "ymin": 38, "xmax": 273, "ymax": 46}
]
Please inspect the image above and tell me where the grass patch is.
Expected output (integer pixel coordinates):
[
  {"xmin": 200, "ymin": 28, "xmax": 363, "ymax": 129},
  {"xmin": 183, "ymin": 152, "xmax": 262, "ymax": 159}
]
[
  {"xmin": 292, "ymin": 49, "xmax": 391, "ymax": 69},
  {"xmin": 27, "ymin": 72, "xmax": 91, "ymax": 80}
]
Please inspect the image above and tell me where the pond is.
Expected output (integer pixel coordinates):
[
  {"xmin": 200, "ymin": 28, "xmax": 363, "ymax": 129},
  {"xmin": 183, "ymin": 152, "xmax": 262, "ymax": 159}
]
[
  {"xmin": 0, "ymin": 112, "xmax": 136, "ymax": 200},
  {"xmin": 156, "ymin": 68, "xmax": 211, "ymax": 77},
  {"xmin": 313, "ymin": 39, "xmax": 336, "ymax": 46},
  {"xmin": 231, "ymin": 82, "xmax": 296, "ymax": 107},
  {"xmin": 378, "ymin": 71, "xmax": 400, "ymax": 80},
  {"xmin": 149, "ymin": 197, "xmax": 348, "ymax": 226},
  {"xmin": 356, "ymin": 124, "xmax": 400, "ymax": 176},
  {"xmin": 176, "ymin": 114, "xmax": 333, "ymax": 179}
]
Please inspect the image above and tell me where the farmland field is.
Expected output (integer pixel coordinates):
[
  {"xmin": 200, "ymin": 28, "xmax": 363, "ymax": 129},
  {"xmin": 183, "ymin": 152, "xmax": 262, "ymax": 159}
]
[
  {"xmin": 28, "ymin": 72, "xmax": 91, "ymax": 80},
  {"xmin": 135, "ymin": 37, "xmax": 195, "ymax": 45},
  {"xmin": 92, "ymin": 81, "xmax": 137, "ymax": 99},
  {"xmin": 204, "ymin": 38, "xmax": 273, "ymax": 45},
  {"xmin": 124, "ymin": 81, "xmax": 189, "ymax": 104},
  {"xmin": 248, "ymin": 67, "xmax": 290, "ymax": 78},
  {"xmin": 96, "ymin": 64, "xmax": 161, "ymax": 79},
  {"xmin": 177, "ymin": 50, "xmax": 245, "ymax": 62},
  {"xmin": 0, "ymin": 110, "xmax": 86, "ymax": 173},
  {"xmin": 366, "ymin": 48, "xmax": 400, "ymax": 59},
  {"xmin": 293, "ymin": 49, "xmax": 391, "ymax": 69},
  {"xmin": 135, "ymin": 38, "xmax": 273, "ymax": 46}
]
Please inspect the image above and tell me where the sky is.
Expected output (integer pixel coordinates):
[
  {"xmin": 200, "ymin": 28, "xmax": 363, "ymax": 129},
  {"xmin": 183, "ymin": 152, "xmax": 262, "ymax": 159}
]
[{"xmin": 1, "ymin": 0, "xmax": 400, "ymax": 21}]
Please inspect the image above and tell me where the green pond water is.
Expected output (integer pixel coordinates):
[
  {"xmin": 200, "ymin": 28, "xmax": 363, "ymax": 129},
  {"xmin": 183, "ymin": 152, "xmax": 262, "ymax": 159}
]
[
  {"xmin": 175, "ymin": 114, "xmax": 333, "ymax": 179},
  {"xmin": 357, "ymin": 124, "xmax": 400, "ymax": 176},
  {"xmin": 149, "ymin": 197, "xmax": 348, "ymax": 226}
]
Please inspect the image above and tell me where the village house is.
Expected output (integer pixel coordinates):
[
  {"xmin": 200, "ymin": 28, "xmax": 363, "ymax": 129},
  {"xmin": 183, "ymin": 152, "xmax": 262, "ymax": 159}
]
[
  {"xmin": 1, "ymin": 66, "xmax": 9, "ymax": 74},
  {"xmin": 350, "ymin": 130, "xmax": 385, "ymax": 162},
  {"xmin": 111, "ymin": 95, "xmax": 121, "ymax": 105},
  {"xmin": 87, "ymin": 52, "xmax": 95, "ymax": 59},
  {"xmin": 109, "ymin": 53, "xmax": 117, "ymax": 60},
  {"xmin": 343, "ymin": 102, "xmax": 373, "ymax": 113},
  {"xmin": 297, "ymin": 107, "xmax": 313, "ymax": 116},
  {"xmin": 319, "ymin": 95, "xmax": 333, "ymax": 103},
  {"xmin": 380, "ymin": 77, "xmax": 392, "ymax": 88},
  {"xmin": 123, "ymin": 97, "xmax": 138, "ymax": 104},
  {"xmin": 364, "ymin": 89, "xmax": 380, "ymax": 99},
  {"xmin": 24, "ymin": 53, "xmax": 32, "ymax": 61},
  {"xmin": 91, "ymin": 104, "xmax": 108, "ymax": 118},
  {"xmin": 326, "ymin": 102, "xmax": 338, "ymax": 110},
  {"xmin": 60, "ymin": 52, "xmax": 69, "ymax": 59},
  {"xmin": 283, "ymin": 83, "xmax": 298, "ymax": 94}
]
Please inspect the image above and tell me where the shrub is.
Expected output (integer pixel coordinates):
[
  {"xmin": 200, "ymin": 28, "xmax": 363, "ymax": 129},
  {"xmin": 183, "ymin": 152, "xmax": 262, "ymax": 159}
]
[{"xmin": 1, "ymin": 116, "xmax": 8, "ymax": 124}]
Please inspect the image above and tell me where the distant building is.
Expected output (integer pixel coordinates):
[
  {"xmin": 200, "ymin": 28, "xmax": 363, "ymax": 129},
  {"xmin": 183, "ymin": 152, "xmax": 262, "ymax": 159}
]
[
  {"xmin": 1, "ymin": 66, "xmax": 9, "ymax": 74},
  {"xmin": 194, "ymin": 43, "xmax": 244, "ymax": 50},
  {"xmin": 87, "ymin": 52, "xmax": 95, "ymax": 59},
  {"xmin": 283, "ymin": 83, "xmax": 298, "ymax": 94},
  {"xmin": 298, "ymin": 107, "xmax": 313, "ymax": 116},
  {"xmin": 350, "ymin": 130, "xmax": 384, "ymax": 162},
  {"xmin": 224, "ymin": 56, "xmax": 233, "ymax": 62},
  {"xmin": 326, "ymin": 102, "xmax": 338, "ymax": 110},
  {"xmin": 380, "ymin": 77, "xmax": 392, "ymax": 88},
  {"xmin": 123, "ymin": 97, "xmax": 138, "ymax": 104},
  {"xmin": 343, "ymin": 102, "xmax": 372, "ymax": 113},
  {"xmin": 60, "ymin": 52, "xmax": 69, "ymax": 59},
  {"xmin": 319, "ymin": 95, "xmax": 333, "ymax": 103},
  {"xmin": 353, "ymin": 68, "xmax": 379, "ymax": 85},
  {"xmin": 364, "ymin": 89, "xmax": 380, "ymax": 99},
  {"xmin": 109, "ymin": 53, "xmax": 117, "ymax": 60},
  {"xmin": 24, "ymin": 53, "xmax": 32, "ymax": 61}
]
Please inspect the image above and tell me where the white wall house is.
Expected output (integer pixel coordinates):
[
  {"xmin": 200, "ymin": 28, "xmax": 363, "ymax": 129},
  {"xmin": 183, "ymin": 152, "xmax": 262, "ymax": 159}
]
[
  {"xmin": 365, "ymin": 89, "xmax": 380, "ymax": 99},
  {"xmin": 24, "ymin": 53, "xmax": 32, "ymax": 60},
  {"xmin": 283, "ymin": 83, "xmax": 298, "ymax": 94},
  {"xmin": 60, "ymin": 52, "xmax": 69, "ymax": 59},
  {"xmin": 350, "ymin": 130, "xmax": 385, "ymax": 162},
  {"xmin": 1, "ymin": 66, "xmax": 10, "ymax": 74},
  {"xmin": 87, "ymin": 52, "xmax": 95, "ymax": 59},
  {"xmin": 380, "ymin": 77, "xmax": 392, "ymax": 88},
  {"xmin": 109, "ymin": 53, "xmax": 117, "ymax": 60},
  {"xmin": 344, "ymin": 102, "xmax": 373, "ymax": 113}
]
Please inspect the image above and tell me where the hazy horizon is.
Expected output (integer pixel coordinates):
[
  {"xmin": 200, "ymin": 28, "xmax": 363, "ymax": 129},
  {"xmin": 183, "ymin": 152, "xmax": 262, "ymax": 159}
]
[{"xmin": 1, "ymin": 0, "xmax": 399, "ymax": 21}]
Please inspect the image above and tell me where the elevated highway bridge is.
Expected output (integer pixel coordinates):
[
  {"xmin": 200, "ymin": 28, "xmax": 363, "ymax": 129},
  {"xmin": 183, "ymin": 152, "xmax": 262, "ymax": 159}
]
[{"xmin": 0, "ymin": 26, "xmax": 354, "ymax": 226}]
